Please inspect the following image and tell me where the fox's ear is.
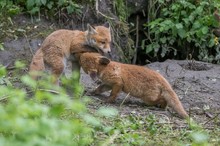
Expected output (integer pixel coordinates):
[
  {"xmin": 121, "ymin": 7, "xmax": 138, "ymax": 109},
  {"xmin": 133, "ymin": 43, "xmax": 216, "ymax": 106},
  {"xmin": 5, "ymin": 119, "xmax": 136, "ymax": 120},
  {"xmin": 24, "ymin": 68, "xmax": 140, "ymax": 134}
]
[
  {"xmin": 87, "ymin": 23, "xmax": 97, "ymax": 34},
  {"xmin": 99, "ymin": 57, "xmax": 110, "ymax": 65},
  {"xmin": 103, "ymin": 22, "xmax": 110, "ymax": 28}
]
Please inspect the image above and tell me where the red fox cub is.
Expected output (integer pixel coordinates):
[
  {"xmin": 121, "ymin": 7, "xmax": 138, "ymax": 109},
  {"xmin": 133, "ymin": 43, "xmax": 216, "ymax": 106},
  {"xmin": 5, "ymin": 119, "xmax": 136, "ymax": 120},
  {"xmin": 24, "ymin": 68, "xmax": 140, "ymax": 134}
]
[
  {"xmin": 79, "ymin": 52, "xmax": 188, "ymax": 119},
  {"xmin": 29, "ymin": 23, "xmax": 111, "ymax": 84}
]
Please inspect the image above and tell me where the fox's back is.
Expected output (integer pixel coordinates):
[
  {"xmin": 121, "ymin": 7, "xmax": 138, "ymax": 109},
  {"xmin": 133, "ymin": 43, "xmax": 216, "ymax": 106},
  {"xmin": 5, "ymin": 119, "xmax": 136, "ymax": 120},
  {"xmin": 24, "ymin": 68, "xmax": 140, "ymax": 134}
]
[{"xmin": 104, "ymin": 62, "xmax": 167, "ymax": 97}]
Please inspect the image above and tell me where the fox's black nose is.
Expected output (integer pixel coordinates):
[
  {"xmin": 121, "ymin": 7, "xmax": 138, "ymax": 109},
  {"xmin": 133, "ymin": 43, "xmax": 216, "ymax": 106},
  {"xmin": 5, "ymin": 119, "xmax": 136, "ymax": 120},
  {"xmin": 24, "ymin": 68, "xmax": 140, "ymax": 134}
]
[{"xmin": 107, "ymin": 51, "xmax": 112, "ymax": 59}]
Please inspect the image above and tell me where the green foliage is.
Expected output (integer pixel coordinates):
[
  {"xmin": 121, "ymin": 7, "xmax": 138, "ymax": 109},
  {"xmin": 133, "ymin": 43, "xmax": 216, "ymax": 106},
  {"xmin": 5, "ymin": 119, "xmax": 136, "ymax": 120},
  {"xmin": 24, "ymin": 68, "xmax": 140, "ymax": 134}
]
[
  {"xmin": 0, "ymin": 65, "xmax": 119, "ymax": 146},
  {"xmin": 25, "ymin": 0, "xmax": 82, "ymax": 15},
  {"xmin": 143, "ymin": 0, "xmax": 220, "ymax": 63},
  {"xmin": 113, "ymin": 0, "xmax": 127, "ymax": 22},
  {"xmin": 0, "ymin": 0, "xmax": 21, "ymax": 16},
  {"xmin": 0, "ymin": 0, "xmax": 83, "ymax": 21}
]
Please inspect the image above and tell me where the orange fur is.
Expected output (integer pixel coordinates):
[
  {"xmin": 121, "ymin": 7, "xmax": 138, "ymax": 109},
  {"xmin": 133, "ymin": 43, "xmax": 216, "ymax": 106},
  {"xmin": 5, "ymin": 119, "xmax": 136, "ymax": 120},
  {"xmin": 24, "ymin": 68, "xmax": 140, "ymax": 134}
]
[
  {"xmin": 29, "ymin": 24, "xmax": 111, "ymax": 84},
  {"xmin": 80, "ymin": 52, "xmax": 189, "ymax": 119}
]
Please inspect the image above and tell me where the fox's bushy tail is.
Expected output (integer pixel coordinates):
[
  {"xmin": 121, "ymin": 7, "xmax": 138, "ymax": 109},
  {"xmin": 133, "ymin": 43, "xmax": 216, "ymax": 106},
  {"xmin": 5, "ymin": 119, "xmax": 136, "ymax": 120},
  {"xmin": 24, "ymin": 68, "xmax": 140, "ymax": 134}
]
[{"xmin": 161, "ymin": 79, "xmax": 188, "ymax": 119}]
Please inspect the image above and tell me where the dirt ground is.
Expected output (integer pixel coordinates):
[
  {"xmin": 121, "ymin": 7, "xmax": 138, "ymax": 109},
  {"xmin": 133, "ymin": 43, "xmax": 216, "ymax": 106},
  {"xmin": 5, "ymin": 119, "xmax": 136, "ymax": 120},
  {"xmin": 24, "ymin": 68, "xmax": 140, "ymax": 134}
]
[
  {"xmin": 81, "ymin": 59, "xmax": 220, "ymax": 127},
  {"xmin": 1, "ymin": 15, "xmax": 220, "ymax": 129}
]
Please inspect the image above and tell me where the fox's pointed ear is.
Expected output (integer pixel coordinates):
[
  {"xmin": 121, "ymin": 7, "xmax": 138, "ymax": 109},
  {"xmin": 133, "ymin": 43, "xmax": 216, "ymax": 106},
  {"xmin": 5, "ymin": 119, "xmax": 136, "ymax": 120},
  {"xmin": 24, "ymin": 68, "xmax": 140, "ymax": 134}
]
[
  {"xmin": 103, "ymin": 22, "xmax": 110, "ymax": 28},
  {"xmin": 99, "ymin": 56, "xmax": 110, "ymax": 65},
  {"xmin": 87, "ymin": 23, "xmax": 97, "ymax": 34}
]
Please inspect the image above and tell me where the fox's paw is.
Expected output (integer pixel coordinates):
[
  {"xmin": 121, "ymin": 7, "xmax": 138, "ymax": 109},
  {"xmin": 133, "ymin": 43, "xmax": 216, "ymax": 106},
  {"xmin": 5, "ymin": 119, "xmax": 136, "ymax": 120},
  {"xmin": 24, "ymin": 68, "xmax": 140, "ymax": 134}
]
[{"xmin": 105, "ymin": 97, "xmax": 115, "ymax": 103}]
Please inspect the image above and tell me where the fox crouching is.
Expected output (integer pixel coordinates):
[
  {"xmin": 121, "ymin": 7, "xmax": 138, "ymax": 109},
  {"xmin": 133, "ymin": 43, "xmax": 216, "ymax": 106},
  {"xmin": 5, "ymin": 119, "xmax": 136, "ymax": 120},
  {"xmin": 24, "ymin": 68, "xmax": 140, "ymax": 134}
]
[
  {"xmin": 79, "ymin": 52, "xmax": 189, "ymax": 119},
  {"xmin": 29, "ymin": 23, "xmax": 111, "ymax": 84}
]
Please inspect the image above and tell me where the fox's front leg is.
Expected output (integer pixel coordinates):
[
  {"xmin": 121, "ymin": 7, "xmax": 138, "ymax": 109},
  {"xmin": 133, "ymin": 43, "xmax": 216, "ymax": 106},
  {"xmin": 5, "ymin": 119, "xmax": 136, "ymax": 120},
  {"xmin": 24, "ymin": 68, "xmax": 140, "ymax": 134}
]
[{"xmin": 106, "ymin": 83, "xmax": 123, "ymax": 103}]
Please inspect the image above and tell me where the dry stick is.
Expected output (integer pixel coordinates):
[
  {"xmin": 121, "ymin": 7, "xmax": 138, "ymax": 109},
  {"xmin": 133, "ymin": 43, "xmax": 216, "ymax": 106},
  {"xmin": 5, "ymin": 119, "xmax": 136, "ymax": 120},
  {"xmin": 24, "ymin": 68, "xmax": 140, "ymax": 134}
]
[
  {"xmin": 119, "ymin": 92, "xmax": 130, "ymax": 108},
  {"xmin": 132, "ymin": 15, "xmax": 139, "ymax": 64},
  {"xmin": 38, "ymin": 88, "xmax": 64, "ymax": 95},
  {"xmin": 24, "ymin": 33, "xmax": 34, "ymax": 56},
  {"xmin": 203, "ymin": 112, "xmax": 220, "ymax": 126},
  {"xmin": 95, "ymin": 0, "xmax": 115, "ymax": 20},
  {"xmin": 184, "ymin": 85, "xmax": 192, "ymax": 96}
]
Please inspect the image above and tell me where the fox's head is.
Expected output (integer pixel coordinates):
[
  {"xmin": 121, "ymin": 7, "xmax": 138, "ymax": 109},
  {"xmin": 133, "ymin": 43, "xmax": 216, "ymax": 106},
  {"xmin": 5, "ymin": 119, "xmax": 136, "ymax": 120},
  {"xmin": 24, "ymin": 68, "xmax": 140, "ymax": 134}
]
[
  {"xmin": 79, "ymin": 52, "xmax": 110, "ymax": 80},
  {"xmin": 85, "ymin": 23, "xmax": 111, "ymax": 55}
]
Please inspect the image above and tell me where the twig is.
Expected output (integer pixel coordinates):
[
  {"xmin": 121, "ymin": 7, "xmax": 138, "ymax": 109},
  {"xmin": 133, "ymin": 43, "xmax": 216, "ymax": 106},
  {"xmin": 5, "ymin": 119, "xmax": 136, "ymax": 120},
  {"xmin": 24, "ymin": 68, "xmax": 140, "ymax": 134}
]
[
  {"xmin": 95, "ymin": 0, "xmax": 115, "ymax": 20},
  {"xmin": 82, "ymin": 4, "xmax": 89, "ymax": 30},
  {"xmin": 184, "ymin": 85, "xmax": 192, "ymax": 96},
  {"xmin": 165, "ymin": 65, "xmax": 169, "ymax": 77},
  {"xmin": 203, "ymin": 112, "xmax": 220, "ymax": 126},
  {"xmin": 24, "ymin": 33, "xmax": 34, "ymax": 56},
  {"xmin": 132, "ymin": 15, "xmax": 139, "ymax": 64},
  {"xmin": 120, "ymin": 92, "xmax": 130, "ymax": 108},
  {"xmin": 38, "ymin": 88, "xmax": 63, "ymax": 95}
]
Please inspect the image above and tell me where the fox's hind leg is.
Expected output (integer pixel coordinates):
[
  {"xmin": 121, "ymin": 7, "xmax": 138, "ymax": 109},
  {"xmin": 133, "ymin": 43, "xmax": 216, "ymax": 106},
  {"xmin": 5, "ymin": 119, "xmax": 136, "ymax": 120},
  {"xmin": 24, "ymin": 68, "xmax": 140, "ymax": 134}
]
[{"xmin": 43, "ymin": 47, "xmax": 65, "ymax": 85}]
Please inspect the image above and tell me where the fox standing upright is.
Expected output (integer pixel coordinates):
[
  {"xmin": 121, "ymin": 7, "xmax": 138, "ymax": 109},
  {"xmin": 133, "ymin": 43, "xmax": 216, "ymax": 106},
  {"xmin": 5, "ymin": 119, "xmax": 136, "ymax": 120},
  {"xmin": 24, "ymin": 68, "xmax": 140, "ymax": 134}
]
[
  {"xmin": 79, "ymin": 52, "xmax": 189, "ymax": 119},
  {"xmin": 29, "ymin": 23, "xmax": 111, "ymax": 84}
]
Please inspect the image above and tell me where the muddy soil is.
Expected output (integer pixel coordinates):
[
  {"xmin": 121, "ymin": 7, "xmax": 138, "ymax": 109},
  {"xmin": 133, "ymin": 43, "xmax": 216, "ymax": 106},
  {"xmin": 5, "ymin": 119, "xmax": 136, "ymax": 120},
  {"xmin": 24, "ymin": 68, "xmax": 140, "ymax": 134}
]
[{"xmin": 1, "ymin": 14, "xmax": 220, "ymax": 128}]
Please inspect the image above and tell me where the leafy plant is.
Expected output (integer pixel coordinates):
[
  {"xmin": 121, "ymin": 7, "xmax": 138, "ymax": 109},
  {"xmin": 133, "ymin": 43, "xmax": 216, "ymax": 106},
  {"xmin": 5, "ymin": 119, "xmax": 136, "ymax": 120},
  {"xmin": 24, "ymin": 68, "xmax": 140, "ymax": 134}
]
[
  {"xmin": 0, "ymin": 63, "xmax": 119, "ymax": 146},
  {"xmin": 143, "ymin": 0, "xmax": 220, "ymax": 63},
  {"xmin": 25, "ymin": 0, "xmax": 82, "ymax": 20}
]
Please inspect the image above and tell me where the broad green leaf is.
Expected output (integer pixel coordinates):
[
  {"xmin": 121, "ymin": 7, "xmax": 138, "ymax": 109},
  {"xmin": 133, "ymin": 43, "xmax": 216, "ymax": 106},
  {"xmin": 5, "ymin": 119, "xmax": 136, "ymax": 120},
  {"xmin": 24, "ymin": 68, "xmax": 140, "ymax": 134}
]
[
  {"xmin": 26, "ymin": 0, "xmax": 35, "ymax": 9},
  {"xmin": 29, "ymin": 7, "xmax": 39, "ymax": 14},
  {"xmin": 175, "ymin": 23, "xmax": 183, "ymax": 29},
  {"xmin": 201, "ymin": 26, "xmax": 209, "ymax": 34},
  {"xmin": 160, "ymin": 37, "xmax": 167, "ymax": 44},
  {"xmin": 177, "ymin": 28, "xmax": 186, "ymax": 38},
  {"xmin": 41, "ymin": 0, "xmax": 47, "ymax": 5},
  {"xmin": 146, "ymin": 44, "xmax": 153, "ymax": 54},
  {"xmin": 208, "ymin": 38, "xmax": 215, "ymax": 47}
]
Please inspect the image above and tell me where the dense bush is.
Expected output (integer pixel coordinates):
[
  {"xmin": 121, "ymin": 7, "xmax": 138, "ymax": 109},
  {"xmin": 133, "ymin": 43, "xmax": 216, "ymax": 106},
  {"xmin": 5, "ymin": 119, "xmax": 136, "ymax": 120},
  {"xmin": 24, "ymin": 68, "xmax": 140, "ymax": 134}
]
[{"xmin": 142, "ymin": 0, "xmax": 220, "ymax": 63}]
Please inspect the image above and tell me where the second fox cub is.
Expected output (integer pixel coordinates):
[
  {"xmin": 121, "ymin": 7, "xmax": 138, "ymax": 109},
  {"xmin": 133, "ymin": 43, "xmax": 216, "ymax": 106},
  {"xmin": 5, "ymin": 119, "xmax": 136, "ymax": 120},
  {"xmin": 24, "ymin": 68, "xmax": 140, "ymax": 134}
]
[
  {"xmin": 80, "ymin": 52, "xmax": 188, "ymax": 119},
  {"xmin": 29, "ymin": 23, "xmax": 111, "ymax": 84}
]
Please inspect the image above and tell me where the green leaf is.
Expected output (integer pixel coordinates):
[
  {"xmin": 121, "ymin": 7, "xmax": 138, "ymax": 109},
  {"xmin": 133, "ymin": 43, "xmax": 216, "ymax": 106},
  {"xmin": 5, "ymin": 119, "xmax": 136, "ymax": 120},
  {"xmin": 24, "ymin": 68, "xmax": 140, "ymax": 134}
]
[
  {"xmin": 82, "ymin": 114, "xmax": 101, "ymax": 127},
  {"xmin": 41, "ymin": 0, "xmax": 47, "ymax": 5},
  {"xmin": 47, "ymin": 1, "xmax": 54, "ymax": 9},
  {"xmin": 175, "ymin": 23, "xmax": 183, "ymax": 29},
  {"xmin": 97, "ymin": 107, "xmax": 118, "ymax": 118},
  {"xmin": 0, "ymin": 43, "xmax": 4, "ymax": 51},
  {"xmin": 21, "ymin": 75, "xmax": 37, "ymax": 88},
  {"xmin": 208, "ymin": 38, "xmax": 215, "ymax": 47},
  {"xmin": 15, "ymin": 61, "xmax": 25, "ymax": 69},
  {"xmin": 26, "ymin": 0, "xmax": 35, "ymax": 9},
  {"xmin": 192, "ymin": 21, "xmax": 201, "ymax": 29},
  {"xmin": 160, "ymin": 37, "xmax": 167, "ymax": 44},
  {"xmin": 0, "ymin": 66, "xmax": 6, "ymax": 78},
  {"xmin": 29, "ymin": 7, "xmax": 39, "ymax": 14},
  {"xmin": 177, "ymin": 28, "xmax": 186, "ymax": 38},
  {"xmin": 146, "ymin": 44, "xmax": 153, "ymax": 54},
  {"xmin": 201, "ymin": 26, "xmax": 209, "ymax": 34}
]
